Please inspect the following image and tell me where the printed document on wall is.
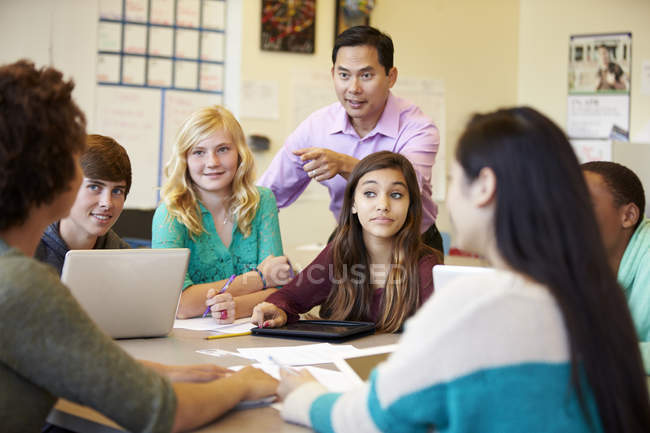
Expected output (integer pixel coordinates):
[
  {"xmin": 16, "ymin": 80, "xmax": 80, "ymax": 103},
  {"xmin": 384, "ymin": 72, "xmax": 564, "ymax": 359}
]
[{"xmin": 567, "ymin": 33, "xmax": 631, "ymax": 139}]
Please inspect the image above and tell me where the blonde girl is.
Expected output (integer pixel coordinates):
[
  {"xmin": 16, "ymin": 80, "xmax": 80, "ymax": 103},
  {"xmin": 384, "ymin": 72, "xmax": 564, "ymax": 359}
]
[{"xmin": 153, "ymin": 105, "xmax": 290, "ymax": 319}]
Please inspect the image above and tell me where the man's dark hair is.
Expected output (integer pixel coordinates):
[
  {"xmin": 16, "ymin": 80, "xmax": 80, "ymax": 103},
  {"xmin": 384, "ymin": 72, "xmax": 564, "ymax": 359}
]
[
  {"xmin": 332, "ymin": 25, "xmax": 394, "ymax": 75},
  {"xmin": 582, "ymin": 161, "xmax": 645, "ymax": 230},
  {"xmin": 0, "ymin": 59, "xmax": 86, "ymax": 230},
  {"xmin": 84, "ymin": 135, "xmax": 132, "ymax": 197}
]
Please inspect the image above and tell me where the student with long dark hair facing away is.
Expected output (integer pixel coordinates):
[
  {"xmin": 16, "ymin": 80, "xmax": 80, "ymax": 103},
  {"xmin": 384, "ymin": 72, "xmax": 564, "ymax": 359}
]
[
  {"xmin": 582, "ymin": 161, "xmax": 650, "ymax": 374},
  {"xmin": 0, "ymin": 60, "xmax": 277, "ymax": 433},
  {"xmin": 153, "ymin": 105, "xmax": 291, "ymax": 320},
  {"xmin": 247, "ymin": 151, "xmax": 442, "ymax": 333},
  {"xmin": 270, "ymin": 108, "xmax": 650, "ymax": 432}
]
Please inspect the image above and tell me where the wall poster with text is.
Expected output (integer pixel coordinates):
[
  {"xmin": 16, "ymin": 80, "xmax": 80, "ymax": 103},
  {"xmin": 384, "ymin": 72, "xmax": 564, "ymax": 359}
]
[{"xmin": 567, "ymin": 32, "xmax": 631, "ymax": 144}]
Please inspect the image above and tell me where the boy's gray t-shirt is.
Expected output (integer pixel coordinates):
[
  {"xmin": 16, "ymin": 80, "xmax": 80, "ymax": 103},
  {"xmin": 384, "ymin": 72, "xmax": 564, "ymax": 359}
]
[{"xmin": 0, "ymin": 238, "xmax": 176, "ymax": 433}]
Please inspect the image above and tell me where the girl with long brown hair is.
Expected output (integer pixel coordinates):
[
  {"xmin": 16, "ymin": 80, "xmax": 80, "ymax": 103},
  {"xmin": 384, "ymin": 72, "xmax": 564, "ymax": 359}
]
[{"xmin": 251, "ymin": 151, "xmax": 442, "ymax": 333}]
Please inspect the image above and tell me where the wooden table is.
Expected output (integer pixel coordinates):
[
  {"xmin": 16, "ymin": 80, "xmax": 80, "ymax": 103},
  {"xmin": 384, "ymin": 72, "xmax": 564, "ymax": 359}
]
[{"xmin": 47, "ymin": 328, "xmax": 400, "ymax": 432}]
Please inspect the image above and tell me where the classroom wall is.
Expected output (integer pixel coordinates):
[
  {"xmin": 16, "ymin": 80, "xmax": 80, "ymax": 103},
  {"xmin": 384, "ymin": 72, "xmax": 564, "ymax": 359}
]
[
  {"xmin": 517, "ymin": 0, "xmax": 650, "ymax": 140},
  {"xmin": 3, "ymin": 0, "xmax": 648, "ymax": 265},
  {"xmin": 0, "ymin": 0, "xmax": 98, "ymax": 129},
  {"xmin": 0, "ymin": 0, "xmax": 520, "ymax": 266},
  {"xmin": 371, "ymin": 0, "xmax": 520, "ymax": 238}
]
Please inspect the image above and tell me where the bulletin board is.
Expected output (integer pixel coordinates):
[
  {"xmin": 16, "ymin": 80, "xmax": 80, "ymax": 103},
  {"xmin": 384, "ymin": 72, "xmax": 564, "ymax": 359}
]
[{"xmin": 94, "ymin": 0, "xmax": 226, "ymax": 208}]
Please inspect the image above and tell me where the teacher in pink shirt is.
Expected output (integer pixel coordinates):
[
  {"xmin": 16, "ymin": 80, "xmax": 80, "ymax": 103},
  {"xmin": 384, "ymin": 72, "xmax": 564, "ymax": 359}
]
[{"xmin": 258, "ymin": 25, "xmax": 442, "ymax": 252}]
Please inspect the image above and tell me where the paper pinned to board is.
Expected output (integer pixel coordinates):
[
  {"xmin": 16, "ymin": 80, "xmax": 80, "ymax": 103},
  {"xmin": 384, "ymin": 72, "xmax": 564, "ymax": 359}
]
[{"xmin": 241, "ymin": 80, "xmax": 280, "ymax": 120}]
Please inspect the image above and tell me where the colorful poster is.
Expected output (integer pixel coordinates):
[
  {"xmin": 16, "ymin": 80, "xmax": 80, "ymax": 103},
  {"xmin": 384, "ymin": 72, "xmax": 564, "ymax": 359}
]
[
  {"xmin": 261, "ymin": 0, "xmax": 315, "ymax": 53},
  {"xmin": 568, "ymin": 33, "xmax": 631, "ymax": 139}
]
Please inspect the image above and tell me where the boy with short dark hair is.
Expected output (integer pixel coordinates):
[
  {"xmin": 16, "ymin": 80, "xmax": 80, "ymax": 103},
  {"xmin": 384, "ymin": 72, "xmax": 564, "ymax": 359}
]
[{"xmin": 35, "ymin": 134, "xmax": 131, "ymax": 274}]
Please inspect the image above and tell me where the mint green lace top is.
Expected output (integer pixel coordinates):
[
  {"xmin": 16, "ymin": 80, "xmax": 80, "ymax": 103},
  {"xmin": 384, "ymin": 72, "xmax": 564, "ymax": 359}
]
[{"xmin": 152, "ymin": 186, "xmax": 284, "ymax": 290}]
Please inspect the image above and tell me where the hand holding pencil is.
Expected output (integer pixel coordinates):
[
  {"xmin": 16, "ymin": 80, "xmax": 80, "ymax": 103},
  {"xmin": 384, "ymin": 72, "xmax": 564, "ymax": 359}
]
[{"xmin": 204, "ymin": 274, "xmax": 236, "ymax": 324}]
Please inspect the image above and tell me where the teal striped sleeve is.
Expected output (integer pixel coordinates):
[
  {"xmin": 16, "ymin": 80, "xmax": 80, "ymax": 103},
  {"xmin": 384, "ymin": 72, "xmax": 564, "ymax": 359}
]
[
  {"xmin": 151, "ymin": 203, "xmax": 194, "ymax": 290},
  {"xmin": 256, "ymin": 186, "xmax": 284, "ymax": 259},
  {"xmin": 309, "ymin": 393, "xmax": 343, "ymax": 433}
]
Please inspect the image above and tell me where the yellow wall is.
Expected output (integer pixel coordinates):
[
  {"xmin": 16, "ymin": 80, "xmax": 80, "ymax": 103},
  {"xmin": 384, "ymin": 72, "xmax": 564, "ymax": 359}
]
[
  {"xmin": 371, "ymin": 0, "xmax": 520, "ymax": 235},
  {"xmin": 2, "ymin": 0, "xmax": 648, "ymax": 262},
  {"xmin": 518, "ymin": 0, "xmax": 650, "ymax": 138}
]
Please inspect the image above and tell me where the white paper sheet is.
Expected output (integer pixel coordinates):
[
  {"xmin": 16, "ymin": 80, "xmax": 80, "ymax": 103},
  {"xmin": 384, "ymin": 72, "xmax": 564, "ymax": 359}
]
[
  {"xmin": 231, "ymin": 363, "xmax": 356, "ymax": 411},
  {"xmin": 149, "ymin": 27, "xmax": 174, "ymax": 57},
  {"xmin": 392, "ymin": 77, "xmax": 447, "ymax": 201},
  {"xmin": 174, "ymin": 317, "xmax": 255, "ymax": 333},
  {"xmin": 125, "ymin": 0, "xmax": 148, "ymax": 22},
  {"xmin": 203, "ymin": 0, "xmax": 225, "ymax": 29},
  {"xmin": 567, "ymin": 94, "xmax": 630, "ymax": 139},
  {"xmin": 200, "ymin": 32, "xmax": 224, "ymax": 61},
  {"xmin": 93, "ymin": 86, "xmax": 162, "ymax": 208},
  {"xmin": 124, "ymin": 24, "xmax": 147, "ymax": 54},
  {"xmin": 177, "ymin": 0, "xmax": 201, "ymax": 27},
  {"xmin": 291, "ymin": 70, "xmax": 337, "ymax": 129},
  {"xmin": 241, "ymin": 80, "xmax": 279, "ymax": 120},
  {"xmin": 122, "ymin": 55, "xmax": 146, "ymax": 85},
  {"xmin": 199, "ymin": 63, "xmax": 224, "ymax": 91},
  {"xmin": 96, "ymin": 54, "xmax": 121, "ymax": 83},
  {"xmin": 99, "ymin": 0, "xmax": 123, "ymax": 19},
  {"xmin": 148, "ymin": 58, "xmax": 173, "ymax": 87},
  {"xmin": 237, "ymin": 343, "xmax": 362, "ymax": 366},
  {"xmin": 97, "ymin": 21, "xmax": 122, "ymax": 52},
  {"xmin": 195, "ymin": 348, "xmax": 242, "ymax": 358},
  {"xmin": 570, "ymin": 139, "xmax": 612, "ymax": 163},
  {"xmin": 175, "ymin": 29, "xmax": 200, "ymax": 59},
  {"xmin": 230, "ymin": 364, "xmax": 354, "ymax": 393},
  {"xmin": 174, "ymin": 60, "xmax": 198, "ymax": 89},
  {"xmin": 150, "ymin": 0, "xmax": 175, "ymax": 25}
]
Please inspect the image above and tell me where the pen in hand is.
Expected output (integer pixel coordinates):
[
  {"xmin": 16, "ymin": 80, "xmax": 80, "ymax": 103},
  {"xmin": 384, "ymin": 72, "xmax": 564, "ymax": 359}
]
[
  {"xmin": 267, "ymin": 355, "xmax": 299, "ymax": 376},
  {"xmin": 202, "ymin": 274, "xmax": 236, "ymax": 318}
]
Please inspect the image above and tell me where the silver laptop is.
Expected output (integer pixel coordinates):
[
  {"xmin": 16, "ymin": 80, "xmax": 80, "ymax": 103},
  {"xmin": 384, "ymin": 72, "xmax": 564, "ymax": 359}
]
[
  {"xmin": 433, "ymin": 264, "xmax": 495, "ymax": 290},
  {"xmin": 61, "ymin": 248, "xmax": 189, "ymax": 339}
]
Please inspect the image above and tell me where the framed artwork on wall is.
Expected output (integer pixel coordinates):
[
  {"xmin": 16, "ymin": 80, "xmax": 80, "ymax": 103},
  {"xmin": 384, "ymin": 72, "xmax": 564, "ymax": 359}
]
[
  {"xmin": 334, "ymin": 0, "xmax": 374, "ymax": 40},
  {"xmin": 261, "ymin": 0, "xmax": 316, "ymax": 53}
]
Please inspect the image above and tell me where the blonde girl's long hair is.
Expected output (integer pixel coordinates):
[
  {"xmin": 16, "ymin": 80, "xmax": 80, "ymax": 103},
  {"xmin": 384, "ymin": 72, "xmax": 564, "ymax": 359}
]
[
  {"xmin": 160, "ymin": 105, "xmax": 259, "ymax": 238},
  {"xmin": 320, "ymin": 151, "xmax": 437, "ymax": 333}
]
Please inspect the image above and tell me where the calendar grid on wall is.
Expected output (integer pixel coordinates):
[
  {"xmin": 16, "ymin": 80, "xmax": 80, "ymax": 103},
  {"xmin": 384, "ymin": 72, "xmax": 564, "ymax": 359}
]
[{"xmin": 96, "ymin": 0, "xmax": 226, "ymax": 95}]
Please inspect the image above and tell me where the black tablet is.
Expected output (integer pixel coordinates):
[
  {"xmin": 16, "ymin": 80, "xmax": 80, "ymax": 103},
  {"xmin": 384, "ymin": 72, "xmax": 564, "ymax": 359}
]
[{"xmin": 251, "ymin": 320, "xmax": 375, "ymax": 340}]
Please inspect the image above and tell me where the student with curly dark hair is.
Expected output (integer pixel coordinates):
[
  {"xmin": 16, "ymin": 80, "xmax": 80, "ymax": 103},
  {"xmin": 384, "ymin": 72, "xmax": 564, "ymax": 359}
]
[{"xmin": 0, "ymin": 60, "xmax": 276, "ymax": 433}]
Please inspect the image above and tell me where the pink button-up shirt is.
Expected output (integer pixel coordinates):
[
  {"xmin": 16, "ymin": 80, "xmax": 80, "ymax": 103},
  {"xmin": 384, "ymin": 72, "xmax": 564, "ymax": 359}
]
[{"xmin": 258, "ymin": 92, "xmax": 439, "ymax": 232}]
